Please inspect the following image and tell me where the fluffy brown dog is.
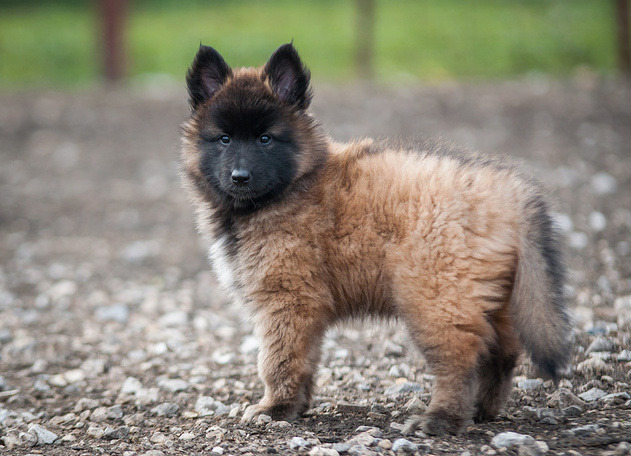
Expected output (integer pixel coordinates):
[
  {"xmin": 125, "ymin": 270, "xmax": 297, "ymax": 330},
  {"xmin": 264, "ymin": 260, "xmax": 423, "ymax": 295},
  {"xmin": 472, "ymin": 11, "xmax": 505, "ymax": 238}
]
[{"xmin": 180, "ymin": 43, "xmax": 571, "ymax": 435}]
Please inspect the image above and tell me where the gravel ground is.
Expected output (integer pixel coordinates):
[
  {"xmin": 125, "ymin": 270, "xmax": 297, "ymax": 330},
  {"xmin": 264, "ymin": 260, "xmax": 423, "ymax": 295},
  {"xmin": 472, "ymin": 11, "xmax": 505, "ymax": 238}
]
[{"xmin": 0, "ymin": 76, "xmax": 630, "ymax": 456}]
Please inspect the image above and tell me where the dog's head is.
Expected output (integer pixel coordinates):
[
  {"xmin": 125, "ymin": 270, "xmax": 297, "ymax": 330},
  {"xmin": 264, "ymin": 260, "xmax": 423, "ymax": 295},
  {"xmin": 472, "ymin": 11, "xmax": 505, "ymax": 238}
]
[{"xmin": 181, "ymin": 43, "xmax": 325, "ymax": 213}]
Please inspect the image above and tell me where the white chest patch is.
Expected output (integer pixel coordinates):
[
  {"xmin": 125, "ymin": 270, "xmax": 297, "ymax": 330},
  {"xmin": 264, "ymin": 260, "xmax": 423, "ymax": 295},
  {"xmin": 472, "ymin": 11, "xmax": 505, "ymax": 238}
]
[{"xmin": 208, "ymin": 237, "xmax": 237, "ymax": 292}]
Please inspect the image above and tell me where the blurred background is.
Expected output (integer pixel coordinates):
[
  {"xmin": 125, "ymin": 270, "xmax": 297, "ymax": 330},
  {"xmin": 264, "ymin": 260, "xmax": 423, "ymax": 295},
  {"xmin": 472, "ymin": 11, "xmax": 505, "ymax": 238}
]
[{"xmin": 0, "ymin": 0, "xmax": 628, "ymax": 88}]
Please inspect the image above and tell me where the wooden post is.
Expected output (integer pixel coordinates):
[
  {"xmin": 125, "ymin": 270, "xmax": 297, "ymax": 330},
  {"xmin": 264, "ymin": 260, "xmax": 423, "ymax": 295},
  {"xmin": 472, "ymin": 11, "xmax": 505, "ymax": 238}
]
[
  {"xmin": 356, "ymin": 0, "xmax": 375, "ymax": 80},
  {"xmin": 617, "ymin": 0, "xmax": 631, "ymax": 76},
  {"xmin": 99, "ymin": 0, "xmax": 128, "ymax": 82}
]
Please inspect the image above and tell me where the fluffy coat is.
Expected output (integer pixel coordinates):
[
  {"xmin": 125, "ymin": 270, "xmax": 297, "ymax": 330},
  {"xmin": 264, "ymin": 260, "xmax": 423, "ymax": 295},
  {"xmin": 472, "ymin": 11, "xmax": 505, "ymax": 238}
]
[{"xmin": 180, "ymin": 43, "xmax": 571, "ymax": 434}]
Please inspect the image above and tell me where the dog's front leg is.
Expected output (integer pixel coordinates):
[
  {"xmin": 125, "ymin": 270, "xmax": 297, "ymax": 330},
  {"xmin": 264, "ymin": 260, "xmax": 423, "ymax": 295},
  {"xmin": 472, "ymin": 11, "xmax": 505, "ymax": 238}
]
[{"xmin": 241, "ymin": 298, "xmax": 329, "ymax": 422}]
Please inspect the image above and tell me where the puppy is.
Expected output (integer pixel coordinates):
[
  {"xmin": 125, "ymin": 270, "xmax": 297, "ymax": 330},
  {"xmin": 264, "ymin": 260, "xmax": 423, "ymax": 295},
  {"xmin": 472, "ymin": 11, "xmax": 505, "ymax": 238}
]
[{"xmin": 180, "ymin": 43, "xmax": 570, "ymax": 434}]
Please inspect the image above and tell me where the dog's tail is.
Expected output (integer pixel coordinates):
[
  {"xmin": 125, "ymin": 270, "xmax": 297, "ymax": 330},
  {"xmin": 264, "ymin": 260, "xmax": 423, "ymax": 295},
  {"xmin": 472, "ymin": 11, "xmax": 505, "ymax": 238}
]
[{"xmin": 511, "ymin": 191, "xmax": 571, "ymax": 380}]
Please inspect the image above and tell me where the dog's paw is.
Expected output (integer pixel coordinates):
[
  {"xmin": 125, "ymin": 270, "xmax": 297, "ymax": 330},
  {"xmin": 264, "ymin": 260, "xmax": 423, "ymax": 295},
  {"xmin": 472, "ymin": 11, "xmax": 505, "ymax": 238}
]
[
  {"xmin": 241, "ymin": 401, "xmax": 302, "ymax": 423},
  {"xmin": 422, "ymin": 410, "xmax": 465, "ymax": 436},
  {"xmin": 241, "ymin": 404, "xmax": 267, "ymax": 423}
]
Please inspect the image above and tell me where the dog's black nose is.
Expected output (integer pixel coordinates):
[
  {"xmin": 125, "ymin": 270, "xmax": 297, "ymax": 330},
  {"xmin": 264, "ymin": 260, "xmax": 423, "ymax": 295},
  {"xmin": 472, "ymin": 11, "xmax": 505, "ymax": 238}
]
[{"xmin": 231, "ymin": 169, "xmax": 251, "ymax": 184}]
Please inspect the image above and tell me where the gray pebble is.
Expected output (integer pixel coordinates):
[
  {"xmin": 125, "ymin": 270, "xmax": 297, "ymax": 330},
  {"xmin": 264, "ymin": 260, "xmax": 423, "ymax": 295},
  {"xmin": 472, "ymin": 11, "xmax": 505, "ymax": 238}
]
[
  {"xmin": 561, "ymin": 405, "xmax": 584, "ymax": 417},
  {"xmin": 157, "ymin": 378, "xmax": 189, "ymax": 393},
  {"xmin": 617, "ymin": 350, "xmax": 631, "ymax": 362},
  {"xmin": 95, "ymin": 304, "xmax": 129, "ymax": 323},
  {"xmin": 309, "ymin": 447, "xmax": 340, "ymax": 456},
  {"xmin": 347, "ymin": 444, "xmax": 378, "ymax": 456},
  {"xmin": 332, "ymin": 443, "xmax": 352, "ymax": 453},
  {"xmin": 27, "ymin": 424, "xmax": 58, "ymax": 445},
  {"xmin": 90, "ymin": 406, "xmax": 109, "ymax": 422},
  {"xmin": 517, "ymin": 378, "xmax": 544, "ymax": 391},
  {"xmin": 586, "ymin": 336, "xmax": 614, "ymax": 354},
  {"xmin": 349, "ymin": 431, "xmax": 377, "ymax": 447},
  {"xmin": 384, "ymin": 382, "xmax": 423, "ymax": 396},
  {"xmin": 578, "ymin": 387, "xmax": 607, "ymax": 402},
  {"xmin": 103, "ymin": 426, "xmax": 129, "ymax": 440},
  {"xmin": 576, "ymin": 357, "xmax": 611, "ymax": 375},
  {"xmin": 392, "ymin": 438, "xmax": 417, "ymax": 454},
  {"xmin": 289, "ymin": 436, "xmax": 311, "ymax": 449},
  {"xmin": 600, "ymin": 392, "xmax": 631, "ymax": 404},
  {"xmin": 152, "ymin": 402, "xmax": 180, "ymax": 417},
  {"xmin": 491, "ymin": 431, "xmax": 536, "ymax": 450},
  {"xmin": 120, "ymin": 377, "xmax": 143, "ymax": 395},
  {"xmin": 568, "ymin": 424, "xmax": 600, "ymax": 437},
  {"xmin": 107, "ymin": 405, "xmax": 124, "ymax": 420}
]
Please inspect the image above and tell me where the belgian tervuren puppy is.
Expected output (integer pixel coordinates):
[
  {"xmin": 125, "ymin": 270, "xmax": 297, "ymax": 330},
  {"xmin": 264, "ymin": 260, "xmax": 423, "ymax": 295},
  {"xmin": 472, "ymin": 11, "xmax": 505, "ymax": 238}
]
[{"xmin": 180, "ymin": 43, "xmax": 570, "ymax": 435}]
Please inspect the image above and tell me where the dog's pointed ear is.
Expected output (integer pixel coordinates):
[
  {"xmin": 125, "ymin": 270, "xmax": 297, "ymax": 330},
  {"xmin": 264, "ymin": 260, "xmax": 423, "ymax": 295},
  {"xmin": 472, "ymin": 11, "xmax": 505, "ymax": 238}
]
[
  {"xmin": 186, "ymin": 45, "xmax": 232, "ymax": 109},
  {"xmin": 263, "ymin": 43, "xmax": 312, "ymax": 109}
]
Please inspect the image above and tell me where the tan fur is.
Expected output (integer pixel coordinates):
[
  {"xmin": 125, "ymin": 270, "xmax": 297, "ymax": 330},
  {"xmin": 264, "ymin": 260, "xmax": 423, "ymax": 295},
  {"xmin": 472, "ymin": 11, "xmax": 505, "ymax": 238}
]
[{"xmin": 180, "ymin": 60, "xmax": 568, "ymax": 434}]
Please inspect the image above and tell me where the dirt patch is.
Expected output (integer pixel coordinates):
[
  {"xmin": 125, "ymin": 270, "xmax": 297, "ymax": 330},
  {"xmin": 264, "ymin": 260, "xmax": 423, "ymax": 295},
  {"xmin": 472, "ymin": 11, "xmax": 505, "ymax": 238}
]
[{"xmin": 0, "ymin": 77, "xmax": 630, "ymax": 455}]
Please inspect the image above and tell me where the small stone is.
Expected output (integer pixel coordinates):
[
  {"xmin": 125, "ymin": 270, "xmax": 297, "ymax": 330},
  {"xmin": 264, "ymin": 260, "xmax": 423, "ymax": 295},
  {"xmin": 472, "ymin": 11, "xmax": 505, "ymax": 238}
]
[
  {"xmin": 150, "ymin": 431, "xmax": 166, "ymax": 444},
  {"xmin": 517, "ymin": 378, "xmax": 544, "ymax": 391},
  {"xmin": 157, "ymin": 378, "xmax": 189, "ymax": 393},
  {"xmin": 617, "ymin": 350, "xmax": 631, "ymax": 362},
  {"xmin": 123, "ymin": 413, "xmax": 145, "ymax": 426},
  {"xmin": 569, "ymin": 231, "xmax": 588, "ymax": 250},
  {"xmin": 614, "ymin": 442, "xmax": 631, "ymax": 456},
  {"xmin": 211, "ymin": 447, "xmax": 224, "ymax": 455},
  {"xmin": 517, "ymin": 438, "xmax": 543, "ymax": 456},
  {"xmin": 27, "ymin": 424, "xmax": 58, "ymax": 445},
  {"xmin": 349, "ymin": 431, "xmax": 377, "ymax": 447},
  {"xmin": 179, "ymin": 432, "xmax": 196, "ymax": 440},
  {"xmin": 256, "ymin": 414, "xmax": 272, "ymax": 425},
  {"xmin": 561, "ymin": 405, "xmax": 583, "ymax": 417},
  {"xmin": 120, "ymin": 377, "xmax": 143, "ymax": 395},
  {"xmin": 588, "ymin": 211, "xmax": 607, "ymax": 232},
  {"xmin": 194, "ymin": 396, "xmax": 229, "ymax": 417},
  {"xmin": 141, "ymin": 451, "xmax": 165, "ymax": 456},
  {"xmin": 239, "ymin": 335, "xmax": 259, "ymax": 354},
  {"xmin": 90, "ymin": 407, "xmax": 109, "ymax": 422},
  {"xmin": 74, "ymin": 397, "xmax": 100, "ymax": 412},
  {"xmin": 600, "ymin": 392, "xmax": 631, "ymax": 405},
  {"xmin": 95, "ymin": 304, "xmax": 129, "ymax": 323},
  {"xmin": 309, "ymin": 447, "xmax": 340, "ymax": 456},
  {"xmin": 270, "ymin": 420, "xmax": 291, "ymax": 428},
  {"xmin": 576, "ymin": 358, "xmax": 611, "ymax": 376},
  {"xmin": 590, "ymin": 172, "xmax": 617, "ymax": 195},
  {"xmin": 392, "ymin": 438, "xmax": 417, "ymax": 454},
  {"xmin": 403, "ymin": 397, "xmax": 426, "ymax": 413},
  {"xmin": 347, "ymin": 445, "xmax": 377, "ymax": 456},
  {"xmin": 289, "ymin": 436, "xmax": 311, "ymax": 449},
  {"xmin": 585, "ymin": 336, "xmax": 615, "ymax": 354},
  {"xmin": 614, "ymin": 295, "xmax": 631, "ymax": 311},
  {"xmin": 522, "ymin": 406, "xmax": 561, "ymax": 423},
  {"xmin": 103, "ymin": 426, "xmax": 129, "ymax": 440},
  {"xmin": 332, "ymin": 443, "xmax": 352, "ymax": 453},
  {"xmin": 152, "ymin": 402, "xmax": 179, "ymax": 417},
  {"xmin": 568, "ymin": 424, "xmax": 600, "ymax": 436},
  {"xmin": 107, "ymin": 404, "xmax": 124, "ymax": 419},
  {"xmin": 378, "ymin": 439, "xmax": 393, "ymax": 450},
  {"xmin": 491, "ymin": 432, "xmax": 537, "ymax": 450},
  {"xmin": 546, "ymin": 388, "xmax": 586, "ymax": 408},
  {"xmin": 87, "ymin": 425, "xmax": 105, "ymax": 439},
  {"xmin": 384, "ymin": 382, "xmax": 423, "ymax": 396},
  {"xmin": 354, "ymin": 426, "xmax": 381, "ymax": 436},
  {"xmin": 578, "ymin": 387, "xmax": 607, "ymax": 402}
]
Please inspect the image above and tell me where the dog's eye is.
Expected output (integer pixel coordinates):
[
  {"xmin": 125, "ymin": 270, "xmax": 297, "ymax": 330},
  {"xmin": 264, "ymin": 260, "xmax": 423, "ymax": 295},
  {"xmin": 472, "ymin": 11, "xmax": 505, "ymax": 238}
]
[
  {"xmin": 259, "ymin": 134, "xmax": 272, "ymax": 145},
  {"xmin": 219, "ymin": 135, "xmax": 231, "ymax": 145}
]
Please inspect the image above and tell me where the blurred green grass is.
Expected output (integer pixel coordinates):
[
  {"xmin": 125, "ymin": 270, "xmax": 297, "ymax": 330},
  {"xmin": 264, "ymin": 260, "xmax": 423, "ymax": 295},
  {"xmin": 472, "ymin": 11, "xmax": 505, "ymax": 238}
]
[{"xmin": 0, "ymin": 0, "xmax": 615, "ymax": 88}]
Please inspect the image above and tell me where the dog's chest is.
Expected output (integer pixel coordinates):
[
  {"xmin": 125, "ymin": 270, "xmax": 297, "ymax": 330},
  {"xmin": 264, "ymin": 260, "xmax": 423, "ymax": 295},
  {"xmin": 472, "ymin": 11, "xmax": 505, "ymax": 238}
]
[{"xmin": 208, "ymin": 236, "xmax": 238, "ymax": 292}]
